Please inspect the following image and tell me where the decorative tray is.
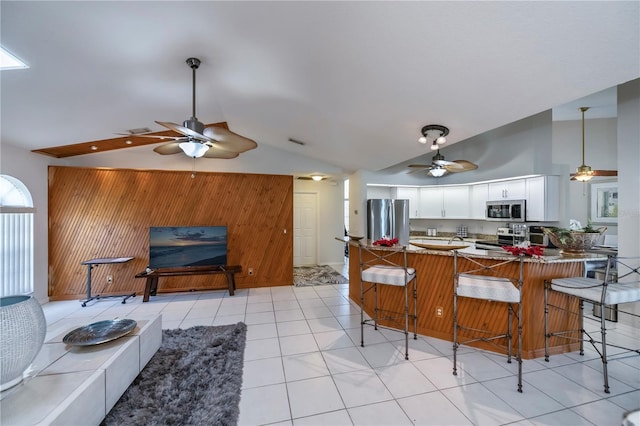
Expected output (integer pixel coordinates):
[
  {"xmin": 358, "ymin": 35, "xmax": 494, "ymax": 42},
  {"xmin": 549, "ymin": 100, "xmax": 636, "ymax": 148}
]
[
  {"xmin": 409, "ymin": 242, "xmax": 469, "ymax": 251},
  {"xmin": 63, "ymin": 319, "xmax": 137, "ymax": 346}
]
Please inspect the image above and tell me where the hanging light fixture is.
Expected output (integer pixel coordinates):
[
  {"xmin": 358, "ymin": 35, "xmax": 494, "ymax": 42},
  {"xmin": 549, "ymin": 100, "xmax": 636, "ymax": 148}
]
[
  {"xmin": 179, "ymin": 140, "xmax": 209, "ymax": 158},
  {"xmin": 573, "ymin": 107, "xmax": 594, "ymax": 182},
  {"xmin": 570, "ymin": 107, "xmax": 617, "ymax": 182},
  {"xmin": 418, "ymin": 124, "xmax": 449, "ymax": 146},
  {"xmin": 429, "ymin": 167, "xmax": 447, "ymax": 177}
]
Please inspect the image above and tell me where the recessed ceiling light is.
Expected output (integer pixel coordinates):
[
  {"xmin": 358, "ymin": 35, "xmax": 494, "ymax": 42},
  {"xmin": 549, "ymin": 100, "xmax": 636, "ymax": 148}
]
[
  {"xmin": 125, "ymin": 140, "xmax": 133, "ymax": 145},
  {"xmin": 0, "ymin": 46, "xmax": 28, "ymax": 70},
  {"xmin": 90, "ymin": 145, "xmax": 98, "ymax": 151},
  {"xmin": 311, "ymin": 175, "xmax": 323, "ymax": 181}
]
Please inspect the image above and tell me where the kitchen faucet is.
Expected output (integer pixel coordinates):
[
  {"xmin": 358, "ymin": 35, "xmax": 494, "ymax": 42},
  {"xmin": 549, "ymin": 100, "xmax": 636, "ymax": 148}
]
[{"xmin": 449, "ymin": 235, "xmax": 464, "ymax": 244}]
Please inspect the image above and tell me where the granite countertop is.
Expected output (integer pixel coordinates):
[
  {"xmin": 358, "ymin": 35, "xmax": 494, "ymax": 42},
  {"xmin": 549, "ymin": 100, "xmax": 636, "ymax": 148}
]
[{"xmin": 338, "ymin": 237, "xmax": 608, "ymax": 264}]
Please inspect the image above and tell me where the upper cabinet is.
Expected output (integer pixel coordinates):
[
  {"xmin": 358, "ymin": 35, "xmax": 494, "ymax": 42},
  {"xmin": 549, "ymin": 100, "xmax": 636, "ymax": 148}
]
[
  {"xmin": 386, "ymin": 175, "xmax": 558, "ymax": 221},
  {"xmin": 396, "ymin": 187, "xmax": 420, "ymax": 218},
  {"xmin": 419, "ymin": 186, "xmax": 470, "ymax": 219},
  {"xmin": 526, "ymin": 176, "xmax": 560, "ymax": 221},
  {"xmin": 488, "ymin": 179, "xmax": 526, "ymax": 200},
  {"xmin": 469, "ymin": 184, "xmax": 489, "ymax": 220}
]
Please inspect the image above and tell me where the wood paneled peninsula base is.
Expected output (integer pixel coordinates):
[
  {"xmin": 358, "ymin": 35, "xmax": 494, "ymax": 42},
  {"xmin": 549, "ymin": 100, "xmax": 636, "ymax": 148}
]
[{"xmin": 348, "ymin": 240, "xmax": 608, "ymax": 360}]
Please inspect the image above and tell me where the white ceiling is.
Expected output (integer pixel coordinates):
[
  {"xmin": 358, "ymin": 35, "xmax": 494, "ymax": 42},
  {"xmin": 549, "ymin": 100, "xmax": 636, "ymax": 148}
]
[{"xmin": 1, "ymin": 1, "xmax": 638, "ymax": 174}]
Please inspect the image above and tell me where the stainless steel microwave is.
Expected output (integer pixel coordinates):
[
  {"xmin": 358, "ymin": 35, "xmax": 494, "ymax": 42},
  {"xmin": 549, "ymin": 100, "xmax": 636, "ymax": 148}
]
[{"xmin": 486, "ymin": 200, "xmax": 526, "ymax": 222}]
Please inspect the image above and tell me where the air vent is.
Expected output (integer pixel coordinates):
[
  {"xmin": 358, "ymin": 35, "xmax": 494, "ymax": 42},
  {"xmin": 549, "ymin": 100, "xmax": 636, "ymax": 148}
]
[{"xmin": 126, "ymin": 127, "xmax": 152, "ymax": 135}]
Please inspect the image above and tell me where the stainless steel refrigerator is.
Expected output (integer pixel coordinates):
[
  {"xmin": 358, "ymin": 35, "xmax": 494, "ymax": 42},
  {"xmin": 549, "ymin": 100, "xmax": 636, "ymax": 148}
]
[{"xmin": 366, "ymin": 199, "xmax": 410, "ymax": 246}]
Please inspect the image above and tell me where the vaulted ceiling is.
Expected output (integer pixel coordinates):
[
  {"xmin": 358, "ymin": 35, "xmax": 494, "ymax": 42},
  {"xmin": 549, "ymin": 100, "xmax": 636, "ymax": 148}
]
[{"xmin": 2, "ymin": 1, "xmax": 638, "ymax": 173}]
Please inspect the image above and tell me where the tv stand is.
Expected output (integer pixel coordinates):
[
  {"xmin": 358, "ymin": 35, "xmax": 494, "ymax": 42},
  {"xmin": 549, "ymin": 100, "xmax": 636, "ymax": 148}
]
[{"xmin": 135, "ymin": 265, "xmax": 242, "ymax": 302}]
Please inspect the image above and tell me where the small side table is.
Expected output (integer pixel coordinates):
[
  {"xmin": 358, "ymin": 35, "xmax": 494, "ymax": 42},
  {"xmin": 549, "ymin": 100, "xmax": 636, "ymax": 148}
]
[{"xmin": 80, "ymin": 257, "xmax": 135, "ymax": 307}]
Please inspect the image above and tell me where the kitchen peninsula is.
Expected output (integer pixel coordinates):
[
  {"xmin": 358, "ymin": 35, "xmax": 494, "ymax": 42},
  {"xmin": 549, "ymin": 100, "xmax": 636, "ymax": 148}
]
[{"xmin": 346, "ymin": 239, "xmax": 608, "ymax": 359}]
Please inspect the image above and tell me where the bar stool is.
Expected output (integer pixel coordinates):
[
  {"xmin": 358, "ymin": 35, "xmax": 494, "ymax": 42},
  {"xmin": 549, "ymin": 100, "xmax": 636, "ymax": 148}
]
[
  {"xmin": 453, "ymin": 250, "xmax": 524, "ymax": 392},
  {"xmin": 544, "ymin": 255, "xmax": 640, "ymax": 393},
  {"xmin": 358, "ymin": 243, "xmax": 417, "ymax": 360}
]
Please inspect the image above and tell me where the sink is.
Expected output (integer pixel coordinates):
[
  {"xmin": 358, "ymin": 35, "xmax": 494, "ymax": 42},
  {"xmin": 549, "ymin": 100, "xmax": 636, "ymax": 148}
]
[{"xmin": 409, "ymin": 239, "xmax": 472, "ymax": 251}]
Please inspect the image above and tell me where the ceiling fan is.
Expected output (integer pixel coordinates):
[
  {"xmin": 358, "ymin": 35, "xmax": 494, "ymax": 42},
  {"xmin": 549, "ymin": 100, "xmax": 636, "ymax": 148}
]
[
  {"xmin": 408, "ymin": 149, "xmax": 478, "ymax": 177},
  {"xmin": 570, "ymin": 107, "xmax": 617, "ymax": 181},
  {"xmin": 127, "ymin": 58, "xmax": 257, "ymax": 159}
]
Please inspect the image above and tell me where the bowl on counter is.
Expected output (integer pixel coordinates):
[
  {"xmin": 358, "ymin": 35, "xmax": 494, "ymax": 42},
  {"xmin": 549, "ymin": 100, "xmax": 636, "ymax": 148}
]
[
  {"xmin": 543, "ymin": 226, "xmax": 606, "ymax": 254},
  {"xmin": 409, "ymin": 239, "xmax": 472, "ymax": 251},
  {"xmin": 348, "ymin": 235, "xmax": 364, "ymax": 241}
]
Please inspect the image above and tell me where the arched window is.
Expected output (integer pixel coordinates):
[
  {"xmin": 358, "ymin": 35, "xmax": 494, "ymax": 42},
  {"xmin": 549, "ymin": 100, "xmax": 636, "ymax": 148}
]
[{"xmin": 1, "ymin": 175, "xmax": 35, "ymax": 296}]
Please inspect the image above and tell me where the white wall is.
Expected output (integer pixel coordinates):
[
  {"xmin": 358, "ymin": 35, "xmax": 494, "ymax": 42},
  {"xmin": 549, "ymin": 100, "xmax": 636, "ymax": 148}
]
[
  {"xmin": 616, "ymin": 79, "xmax": 640, "ymax": 327},
  {"xmin": 0, "ymin": 145, "xmax": 51, "ymax": 303},
  {"xmin": 553, "ymin": 117, "xmax": 618, "ymax": 233}
]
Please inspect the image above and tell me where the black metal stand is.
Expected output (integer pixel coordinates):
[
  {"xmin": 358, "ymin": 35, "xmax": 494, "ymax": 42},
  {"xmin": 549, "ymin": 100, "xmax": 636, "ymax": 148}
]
[{"xmin": 80, "ymin": 257, "xmax": 136, "ymax": 307}]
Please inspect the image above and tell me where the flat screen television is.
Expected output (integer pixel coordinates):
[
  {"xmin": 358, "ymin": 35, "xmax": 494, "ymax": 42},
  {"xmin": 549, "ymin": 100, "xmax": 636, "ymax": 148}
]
[{"xmin": 148, "ymin": 226, "xmax": 227, "ymax": 269}]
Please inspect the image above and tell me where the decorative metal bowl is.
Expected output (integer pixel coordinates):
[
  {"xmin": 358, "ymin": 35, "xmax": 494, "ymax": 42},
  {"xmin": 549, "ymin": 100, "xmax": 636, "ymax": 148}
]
[
  {"xmin": 63, "ymin": 319, "xmax": 137, "ymax": 346},
  {"xmin": 543, "ymin": 227, "xmax": 606, "ymax": 254}
]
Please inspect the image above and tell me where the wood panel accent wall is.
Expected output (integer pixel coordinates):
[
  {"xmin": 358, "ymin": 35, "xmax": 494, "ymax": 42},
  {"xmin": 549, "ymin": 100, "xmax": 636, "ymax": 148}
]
[
  {"xmin": 349, "ymin": 246, "xmax": 583, "ymax": 359},
  {"xmin": 48, "ymin": 166, "xmax": 293, "ymax": 300}
]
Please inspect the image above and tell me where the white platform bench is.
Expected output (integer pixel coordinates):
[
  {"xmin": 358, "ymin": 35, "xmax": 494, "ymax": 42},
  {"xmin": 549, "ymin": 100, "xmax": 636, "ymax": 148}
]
[{"xmin": 0, "ymin": 314, "xmax": 162, "ymax": 426}]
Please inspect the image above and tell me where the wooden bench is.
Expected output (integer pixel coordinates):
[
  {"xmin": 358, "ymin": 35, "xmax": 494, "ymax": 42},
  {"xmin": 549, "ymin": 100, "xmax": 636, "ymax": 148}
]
[{"xmin": 135, "ymin": 265, "xmax": 242, "ymax": 302}]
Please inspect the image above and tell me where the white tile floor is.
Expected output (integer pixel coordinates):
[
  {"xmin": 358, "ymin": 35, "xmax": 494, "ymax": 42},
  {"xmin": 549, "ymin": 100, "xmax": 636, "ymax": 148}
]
[{"xmin": 41, "ymin": 265, "xmax": 639, "ymax": 426}]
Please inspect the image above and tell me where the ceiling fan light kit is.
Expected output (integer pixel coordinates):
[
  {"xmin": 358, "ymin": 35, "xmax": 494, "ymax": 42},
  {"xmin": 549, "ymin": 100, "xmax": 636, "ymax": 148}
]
[
  {"xmin": 429, "ymin": 167, "xmax": 447, "ymax": 177},
  {"xmin": 179, "ymin": 141, "xmax": 209, "ymax": 158}
]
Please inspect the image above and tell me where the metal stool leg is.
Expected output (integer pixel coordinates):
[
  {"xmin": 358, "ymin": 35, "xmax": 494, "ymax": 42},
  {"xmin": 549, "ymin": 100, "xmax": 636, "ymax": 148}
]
[
  {"xmin": 544, "ymin": 280, "xmax": 550, "ymax": 362},
  {"xmin": 600, "ymin": 302, "xmax": 610, "ymax": 393},
  {"xmin": 413, "ymin": 278, "xmax": 418, "ymax": 340}
]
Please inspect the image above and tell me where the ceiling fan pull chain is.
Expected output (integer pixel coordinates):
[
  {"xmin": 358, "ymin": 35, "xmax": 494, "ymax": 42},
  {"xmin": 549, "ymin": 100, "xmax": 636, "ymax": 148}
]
[{"xmin": 191, "ymin": 157, "xmax": 197, "ymax": 179}]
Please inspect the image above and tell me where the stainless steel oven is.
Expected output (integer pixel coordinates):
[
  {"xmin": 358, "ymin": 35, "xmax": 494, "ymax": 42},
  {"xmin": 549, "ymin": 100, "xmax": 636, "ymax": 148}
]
[
  {"xmin": 486, "ymin": 200, "xmax": 526, "ymax": 222},
  {"xmin": 528, "ymin": 225, "xmax": 555, "ymax": 247}
]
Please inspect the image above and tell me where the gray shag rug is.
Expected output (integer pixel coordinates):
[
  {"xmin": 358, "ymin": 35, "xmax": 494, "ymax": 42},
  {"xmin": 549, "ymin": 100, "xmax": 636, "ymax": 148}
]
[
  {"xmin": 294, "ymin": 265, "xmax": 348, "ymax": 286},
  {"xmin": 103, "ymin": 322, "xmax": 247, "ymax": 426}
]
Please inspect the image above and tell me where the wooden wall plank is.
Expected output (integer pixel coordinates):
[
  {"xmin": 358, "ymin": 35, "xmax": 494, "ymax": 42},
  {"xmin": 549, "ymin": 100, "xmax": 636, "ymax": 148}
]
[{"xmin": 48, "ymin": 166, "xmax": 293, "ymax": 300}]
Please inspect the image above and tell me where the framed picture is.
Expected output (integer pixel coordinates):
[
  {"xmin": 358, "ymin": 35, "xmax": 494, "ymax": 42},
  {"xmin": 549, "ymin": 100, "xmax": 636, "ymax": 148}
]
[{"xmin": 590, "ymin": 181, "xmax": 618, "ymax": 224}]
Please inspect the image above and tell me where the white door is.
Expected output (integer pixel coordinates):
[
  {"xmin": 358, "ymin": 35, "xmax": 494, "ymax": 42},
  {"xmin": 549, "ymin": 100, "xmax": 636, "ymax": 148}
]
[{"xmin": 294, "ymin": 193, "xmax": 317, "ymax": 266}]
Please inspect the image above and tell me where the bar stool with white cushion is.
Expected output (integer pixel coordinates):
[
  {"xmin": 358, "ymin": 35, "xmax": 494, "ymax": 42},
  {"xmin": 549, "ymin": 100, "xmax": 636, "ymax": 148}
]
[
  {"xmin": 453, "ymin": 251, "xmax": 524, "ymax": 392},
  {"xmin": 359, "ymin": 243, "xmax": 417, "ymax": 360},
  {"xmin": 544, "ymin": 255, "xmax": 640, "ymax": 393}
]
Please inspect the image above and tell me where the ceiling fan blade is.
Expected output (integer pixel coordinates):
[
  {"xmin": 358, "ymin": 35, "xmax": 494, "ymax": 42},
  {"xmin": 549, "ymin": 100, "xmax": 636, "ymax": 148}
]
[
  {"xmin": 156, "ymin": 121, "xmax": 215, "ymax": 143},
  {"xmin": 203, "ymin": 127, "xmax": 258, "ymax": 153},
  {"xmin": 202, "ymin": 148, "xmax": 240, "ymax": 159},
  {"xmin": 153, "ymin": 142, "xmax": 183, "ymax": 155},
  {"xmin": 446, "ymin": 160, "xmax": 478, "ymax": 172},
  {"xmin": 592, "ymin": 170, "xmax": 618, "ymax": 176},
  {"xmin": 433, "ymin": 159, "xmax": 462, "ymax": 168},
  {"xmin": 116, "ymin": 133, "xmax": 184, "ymax": 141}
]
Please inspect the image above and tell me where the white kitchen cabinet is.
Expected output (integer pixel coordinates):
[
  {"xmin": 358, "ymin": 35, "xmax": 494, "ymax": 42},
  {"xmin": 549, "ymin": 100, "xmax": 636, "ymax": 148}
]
[
  {"xmin": 470, "ymin": 183, "xmax": 489, "ymax": 220},
  {"xmin": 367, "ymin": 185, "xmax": 393, "ymax": 199},
  {"xmin": 488, "ymin": 179, "xmax": 526, "ymax": 200},
  {"xmin": 526, "ymin": 176, "xmax": 560, "ymax": 221},
  {"xmin": 396, "ymin": 187, "xmax": 420, "ymax": 218},
  {"xmin": 418, "ymin": 187, "xmax": 442, "ymax": 218},
  {"xmin": 419, "ymin": 186, "xmax": 470, "ymax": 218}
]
